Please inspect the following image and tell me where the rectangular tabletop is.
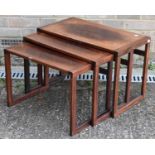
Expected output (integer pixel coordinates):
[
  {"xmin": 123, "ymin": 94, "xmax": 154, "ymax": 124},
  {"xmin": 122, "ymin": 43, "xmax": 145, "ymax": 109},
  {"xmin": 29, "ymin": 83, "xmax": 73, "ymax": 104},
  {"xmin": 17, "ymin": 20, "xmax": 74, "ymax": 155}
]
[
  {"xmin": 5, "ymin": 42, "xmax": 91, "ymax": 74},
  {"xmin": 24, "ymin": 32, "xmax": 113, "ymax": 64},
  {"xmin": 38, "ymin": 17, "xmax": 150, "ymax": 56}
]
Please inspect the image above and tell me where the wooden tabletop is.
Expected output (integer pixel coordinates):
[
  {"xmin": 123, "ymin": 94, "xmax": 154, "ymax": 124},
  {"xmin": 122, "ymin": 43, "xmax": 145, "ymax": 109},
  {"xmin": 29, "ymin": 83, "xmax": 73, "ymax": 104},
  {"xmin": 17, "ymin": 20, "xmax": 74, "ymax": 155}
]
[
  {"xmin": 24, "ymin": 32, "xmax": 113, "ymax": 64},
  {"xmin": 38, "ymin": 17, "xmax": 151, "ymax": 56},
  {"xmin": 5, "ymin": 42, "xmax": 91, "ymax": 74}
]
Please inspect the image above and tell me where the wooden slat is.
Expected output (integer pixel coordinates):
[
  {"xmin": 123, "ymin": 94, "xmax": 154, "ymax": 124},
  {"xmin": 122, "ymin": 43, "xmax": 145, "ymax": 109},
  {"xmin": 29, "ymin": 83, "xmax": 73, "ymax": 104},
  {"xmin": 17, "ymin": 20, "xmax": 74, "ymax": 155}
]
[
  {"xmin": 12, "ymin": 85, "xmax": 48, "ymax": 106},
  {"xmin": 121, "ymin": 58, "xmax": 128, "ymax": 66},
  {"xmin": 99, "ymin": 67, "xmax": 108, "ymax": 74},
  {"xmin": 134, "ymin": 49, "xmax": 145, "ymax": 56},
  {"xmin": 24, "ymin": 32, "xmax": 112, "ymax": 63},
  {"xmin": 117, "ymin": 95, "xmax": 144, "ymax": 116},
  {"xmin": 38, "ymin": 17, "xmax": 150, "ymax": 54},
  {"xmin": 5, "ymin": 42, "xmax": 91, "ymax": 74}
]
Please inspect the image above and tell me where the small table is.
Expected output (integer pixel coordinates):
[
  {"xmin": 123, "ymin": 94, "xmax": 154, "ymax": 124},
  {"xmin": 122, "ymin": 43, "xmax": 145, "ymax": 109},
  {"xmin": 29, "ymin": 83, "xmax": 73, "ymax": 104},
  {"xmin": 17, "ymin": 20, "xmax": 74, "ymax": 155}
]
[
  {"xmin": 37, "ymin": 17, "xmax": 151, "ymax": 117},
  {"xmin": 24, "ymin": 32, "xmax": 114, "ymax": 125},
  {"xmin": 4, "ymin": 41, "xmax": 113, "ymax": 135}
]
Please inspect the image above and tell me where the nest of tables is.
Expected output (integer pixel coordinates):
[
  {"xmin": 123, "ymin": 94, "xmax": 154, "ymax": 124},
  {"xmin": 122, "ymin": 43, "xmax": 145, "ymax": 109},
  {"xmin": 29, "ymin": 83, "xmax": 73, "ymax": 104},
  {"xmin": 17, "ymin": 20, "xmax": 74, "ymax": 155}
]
[{"xmin": 4, "ymin": 17, "xmax": 151, "ymax": 136}]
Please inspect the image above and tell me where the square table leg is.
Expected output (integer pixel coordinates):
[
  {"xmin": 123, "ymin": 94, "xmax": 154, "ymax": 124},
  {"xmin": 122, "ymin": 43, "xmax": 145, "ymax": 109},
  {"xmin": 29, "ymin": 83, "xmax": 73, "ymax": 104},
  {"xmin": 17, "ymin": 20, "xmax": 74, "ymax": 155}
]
[
  {"xmin": 106, "ymin": 62, "xmax": 113, "ymax": 111},
  {"xmin": 44, "ymin": 65, "xmax": 49, "ymax": 86},
  {"xmin": 92, "ymin": 64, "xmax": 99, "ymax": 125},
  {"xmin": 4, "ymin": 51, "xmax": 14, "ymax": 106},
  {"xmin": 38, "ymin": 65, "xmax": 49, "ymax": 86},
  {"xmin": 113, "ymin": 56, "xmax": 121, "ymax": 117},
  {"xmin": 37, "ymin": 64, "xmax": 43, "ymax": 85},
  {"xmin": 125, "ymin": 51, "xmax": 134, "ymax": 103},
  {"xmin": 24, "ymin": 59, "xmax": 30, "ymax": 93},
  {"xmin": 70, "ymin": 73, "xmax": 77, "ymax": 136},
  {"xmin": 141, "ymin": 43, "xmax": 150, "ymax": 97}
]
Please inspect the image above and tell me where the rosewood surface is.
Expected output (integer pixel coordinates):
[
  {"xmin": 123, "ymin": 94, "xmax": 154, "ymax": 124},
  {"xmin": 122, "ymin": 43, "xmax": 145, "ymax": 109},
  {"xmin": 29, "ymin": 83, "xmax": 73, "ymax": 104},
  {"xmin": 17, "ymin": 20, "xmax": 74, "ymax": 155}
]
[
  {"xmin": 38, "ymin": 17, "xmax": 150, "ymax": 56},
  {"xmin": 24, "ymin": 32, "xmax": 113, "ymax": 64}
]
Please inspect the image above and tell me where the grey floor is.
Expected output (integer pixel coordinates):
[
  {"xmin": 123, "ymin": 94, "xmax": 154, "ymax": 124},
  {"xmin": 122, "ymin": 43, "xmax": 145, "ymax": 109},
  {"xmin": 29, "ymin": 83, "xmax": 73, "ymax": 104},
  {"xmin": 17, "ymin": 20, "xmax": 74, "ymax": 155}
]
[{"xmin": 0, "ymin": 79, "xmax": 155, "ymax": 139}]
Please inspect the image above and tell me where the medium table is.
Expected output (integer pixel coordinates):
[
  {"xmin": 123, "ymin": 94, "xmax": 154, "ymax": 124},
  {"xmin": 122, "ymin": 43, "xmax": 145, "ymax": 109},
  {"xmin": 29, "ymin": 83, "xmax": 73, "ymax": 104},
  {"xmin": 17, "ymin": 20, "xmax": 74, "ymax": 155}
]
[{"xmin": 24, "ymin": 32, "xmax": 114, "ymax": 125}]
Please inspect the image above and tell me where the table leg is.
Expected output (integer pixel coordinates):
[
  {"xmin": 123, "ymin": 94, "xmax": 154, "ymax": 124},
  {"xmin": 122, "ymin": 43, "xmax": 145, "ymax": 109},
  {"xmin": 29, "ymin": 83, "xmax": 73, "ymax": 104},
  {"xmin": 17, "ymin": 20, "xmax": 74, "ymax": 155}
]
[
  {"xmin": 24, "ymin": 59, "xmax": 30, "ymax": 93},
  {"xmin": 106, "ymin": 62, "xmax": 113, "ymax": 111},
  {"xmin": 91, "ymin": 64, "xmax": 99, "ymax": 126},
  {"xmin": 70, "ymin": 73, "xmax": 77, "ymax": 136},
  {"xmin": 125, "ymin": 51, "xmax": 134, "ymax": 103},
  {"xmin": 113, "ymin": 57, "xmax": 121, "ymax": 117},
  {"xmin": 59, "ymin": 71, "xmax": 62, "ymax": 76},
  {"xmin": 37, "ymin": 64, "xmax": 43, "ymax": 85},
  {"xmin": 141, "ymin": 43, "xmax": 150, "ymax": 96},
  {"xmin": 44, "ymin": 66, "xmax": 49, "ymax": 86},
  {"xmin": 4, "ymin": 51, "xmax": 13, "ymax": 106}
]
